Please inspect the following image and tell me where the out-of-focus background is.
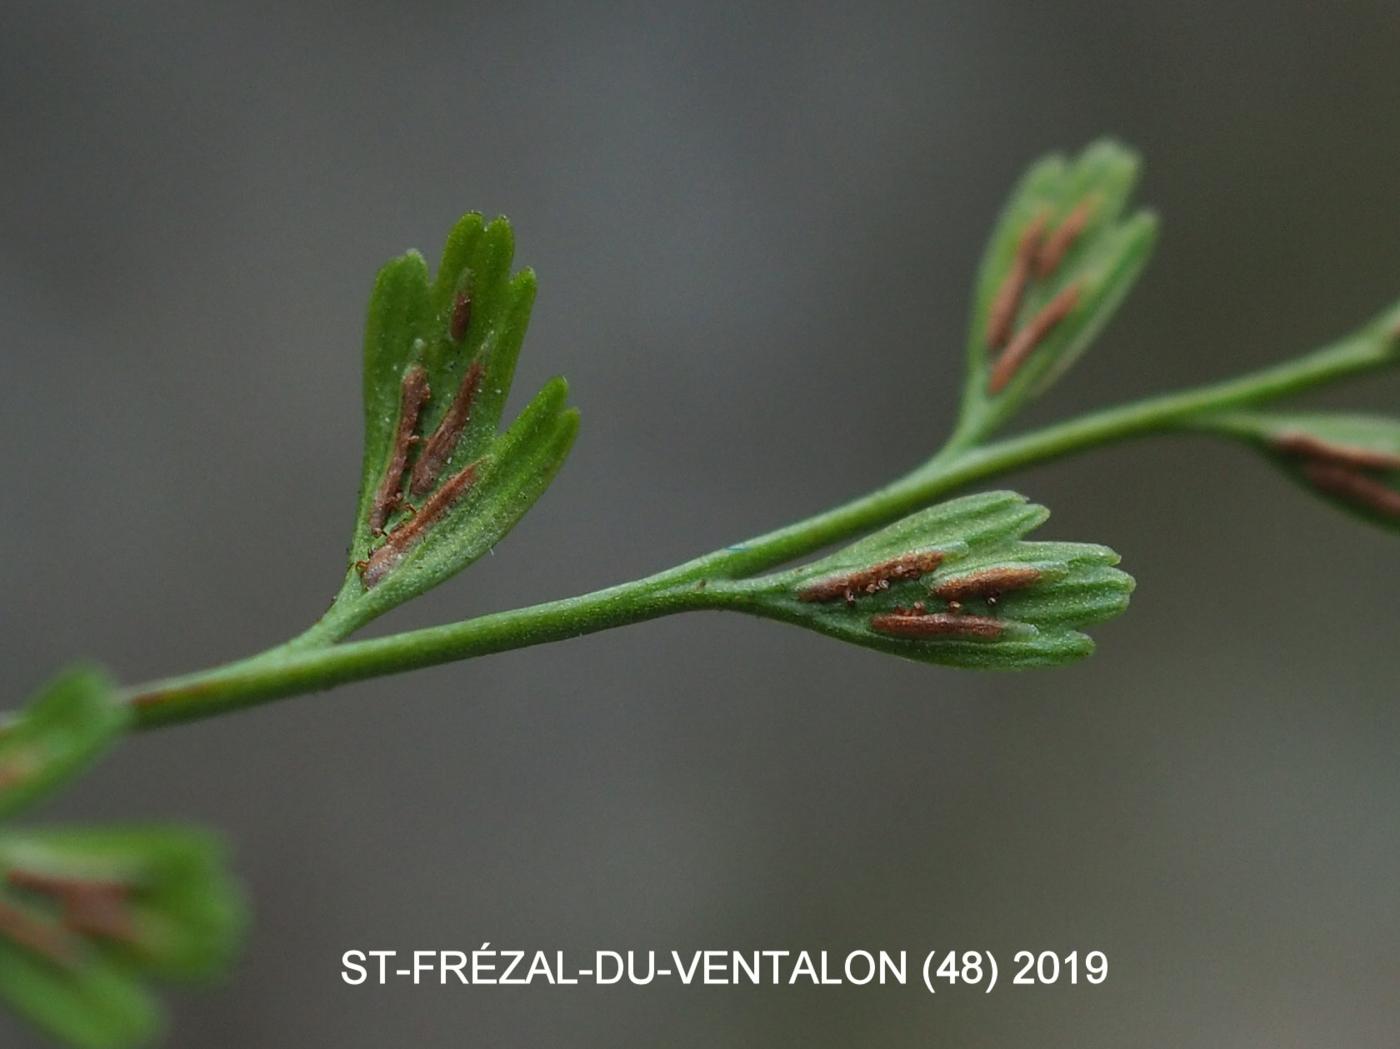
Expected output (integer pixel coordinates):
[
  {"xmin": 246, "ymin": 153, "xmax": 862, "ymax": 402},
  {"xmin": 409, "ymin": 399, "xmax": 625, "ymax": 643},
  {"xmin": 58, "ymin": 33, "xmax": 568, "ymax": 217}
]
[{"xmin": 2, "ymin": 2, "xmax": 1398, "ymax": 1046}]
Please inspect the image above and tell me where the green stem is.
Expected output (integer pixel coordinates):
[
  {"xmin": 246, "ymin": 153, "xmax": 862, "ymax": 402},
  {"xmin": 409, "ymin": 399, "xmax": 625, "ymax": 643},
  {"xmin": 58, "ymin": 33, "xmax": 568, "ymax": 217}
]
[
  {"xmin": 123, "ymin": 315, "xmax": 1396, "ymax": 727},
  {"xmin": 644, "ymin": 313, "xmax": 1398, "ymax": 580},
  {"xmin": 126, "ymin": 576, "xmax": 706, "ymax": 727}
]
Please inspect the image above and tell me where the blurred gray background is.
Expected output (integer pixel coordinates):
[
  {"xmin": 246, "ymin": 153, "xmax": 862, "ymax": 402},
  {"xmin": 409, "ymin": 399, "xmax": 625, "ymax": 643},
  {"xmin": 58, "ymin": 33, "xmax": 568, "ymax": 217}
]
[{"xmin": 2, "ymin": 2, "xmax": 1398, "ymax": 1046}]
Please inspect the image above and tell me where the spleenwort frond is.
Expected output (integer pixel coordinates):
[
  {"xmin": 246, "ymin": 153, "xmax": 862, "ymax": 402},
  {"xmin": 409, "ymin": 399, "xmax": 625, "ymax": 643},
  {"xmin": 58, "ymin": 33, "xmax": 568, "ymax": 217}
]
[
  {"xmin": 1193, "ymin": 410, "xmax": 1400, "ymax": 533},
  {"xmin": 0, "ymin": 672, "xmax": 244, "ymax": 1049},
  {"xmin": 1, "ymin": 134, "xmax": 1397, "ymax": 1049},
  {"xmin": 336, "ymin": 214, "xmax": 579, "ymax": 629},
  {"xmin": 956, "ymin": 139, "xmax": 1158, "ymax": 444},
  {"xmin": 722, "ymin": 492, "xmax": 1134, "ymax": 669},
  {"xmin": 0, "ymin": 668, "xmax": 124, "ymax": 821}
]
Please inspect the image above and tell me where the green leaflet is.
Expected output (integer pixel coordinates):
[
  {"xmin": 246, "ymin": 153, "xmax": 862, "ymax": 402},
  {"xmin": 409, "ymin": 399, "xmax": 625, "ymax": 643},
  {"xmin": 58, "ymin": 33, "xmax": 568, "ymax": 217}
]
[
  {"xmin": 1195, "ymin": 410, "xmax": 1400, "ymax": 534},
  {"xmin": 337, "ymin": 214, "xmax": 578, "ymax": 626},
  {"xmin": 0, "ymin": 941, "xmax": 161, "ymax": 1049},
  {"xmin": 355, "ymin": 251, "xmax": 435, "ymax": 561},
  {"xmin": 729, "ymin": 492, "xmax": 1134, "ymax": 669},
  {"xmin": 354, "ymin": 377, "xmax": 580, "ymax": 621},
  {"xmin": 821, "ymin": 490, "xmax": 1049, "ymax": 570},
  {"xmin": 427, "ymin": 216, "xmax": 537, "ymax": 456},
  {"xmin": 0, "ymin": 827, "xmax": 246, "ymax": 980},
  {"xmin": 0, "ymin": 826, "xmax": 245, "ymax": 1049},
  {"xmin": 956, "ymin": 140, "xmax": 1158, "ymax": 443},
  {"xmin": 0, "ymin": 677, "xmax": 246, "ymax": 1048},
  {"xmin": 0, "ymin": 667, "xmax": 126, "ymax": 821}
]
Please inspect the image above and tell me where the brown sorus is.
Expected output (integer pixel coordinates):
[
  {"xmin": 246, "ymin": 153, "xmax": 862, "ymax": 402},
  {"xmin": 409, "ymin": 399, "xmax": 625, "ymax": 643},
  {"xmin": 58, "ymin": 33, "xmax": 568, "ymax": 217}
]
[
  {"xmin": 987, "ymin": 282, "xmax": 1082, "ymax": 394},
  {"xmin": 1272, "ymin": 432, "xmax": 1400, "ymax": 472},
  {"xmin": 870, "ymin": 611, "xmax": 1006, "ymax": 639},
  {"xmin": 361, "ymin": 458, "xmax": 484, "ymax": 587},
  {"xmin": 1035, "ymin": 199, "xmax": 1094, "ymax": 278},
  {"xmin": 410, "ymin": 359, "xmax": 485, "ymax": 497},
  {"xmin": 797, "ymin": 551, "xmax": 946, "ymax": 605},
  {"xmin": 368, "ymin": 365, "xmax": 431, "ymax": 533},
  {"xmin": 450, "ymin": 286, "xmax": 473, "ymax": 342},
  {"xmin": 7, "ymin": 870, "xmax": 130, "ymax": 900},
  {"xmin": 0, "ymin": 898, "xmax": 74, "ymax": 965},
  {"xmin": 985, "ymin": 213, "xmax": 1047, "ymax": 349},
  {"xmin": 0, "ymin": 754, "xmax": 33, "ymax": 792},
  {"xmin": 63, "ymin": 891, "xmax": 137, "ymax": 943},
  {"xmin": 1301, "ymin": 461, "xmax": 1400, "ymax": 520},
  {"xmin": 932, "ymin": 565, "xmax": 1042, "ymax": 603},
  {"xmin": 7, "ymin": 870, "xmax": 136, "ymax": 945}
]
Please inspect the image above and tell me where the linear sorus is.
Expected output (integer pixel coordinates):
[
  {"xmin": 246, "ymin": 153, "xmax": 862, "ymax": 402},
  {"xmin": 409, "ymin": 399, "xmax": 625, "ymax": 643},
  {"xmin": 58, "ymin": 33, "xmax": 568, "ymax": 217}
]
[
  {"xmin": 410, "ymin": 358, "xmax": 485, "ymax": 497},
  {"xmin": 63, "ymin": 890, "xmax": 137, "ymax": 943},
  {"xmin": 8, "ymin": 871, "xmax": 136, "ymax": 944},
  {"xmin": 7, "ymin": 870, "xmax": 130, "ymax": 899},
  {"xmin": 931, "ymin": 564, "xmax": 1042, "ymax": 603},
  {"xmin": 988, "ymin": 281, "xmax": 1081, "ymax": 394},
  {"xmin": 368, "ymin": 365, "xmax": 431, "ymax": 533},
  {"xmin": 985, "ymin": 213, "xmax": 1047, "ymax": 349},
  {"xmin": 1271, "ymin": 432, "xmax": 1400, "ymax": 472},
  {"xmin": 0, "ymin": 752, "xmax": 35, "ymax": 792},
  {"xmin": 869, "ymin": 611, "xmax": 1006, "ymax": 639},
  {"xmin": 797, "ymin": 550, "xmax": 946, "ymax": 605},
  {"xmin": 450, "ymin": 284, "xmax": 473, "ymax": 342},
  {"xmin": 1301, "ymin": 460, "xmax": 1400, "ymax": 519},
  {"xmin": 1036, "ymin": 199, "xmax": 1094, "ymax": 278},
  {"xmin": 0, "ymin": 898, "xmax": 73, "ymax": 965},
  {"xmin": 360, "ymin": 458, "xmax": 484, "ymax": 587},
  {"xmin": 9, "ymin": 870, "xmax": 136, "ymax": 943}
]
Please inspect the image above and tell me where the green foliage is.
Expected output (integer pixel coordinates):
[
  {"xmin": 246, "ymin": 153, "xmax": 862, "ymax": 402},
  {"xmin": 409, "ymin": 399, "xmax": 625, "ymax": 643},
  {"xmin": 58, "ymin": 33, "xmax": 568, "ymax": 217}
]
[
  {"xmin": 0, "ymin": 668, "xmax": 126, "ymax": 821},
  {"xmin": 339, "ymin": 214, "xmax": 578, "ymax": 627},
  {"xmin": 957, "ymin": 139, "xmax": 1158, "ymax": 442},
  {"xmin": 0, "ymin": 828, "xmax": 245, "ymax": 1049},
  {"xmin": 0, "ymin": 942, "xmax": 160, "ymax": 1049},
  {"xmin": 0, "ymin": 829, "xmax": 246, "ymax": 980},
  {"xmin": 731, "ymin": 493, "xmax": 1134, "ymax": 669},
  {"xmin": 357, "ymin": 377, "xmax": 579, "ymax": 622},
  {"xmin": 3, "ymin": 135, "xmax": 1399, "ymax": 1048},
  {"xmin": 0, "ymin": 674, "xmax": 245, "ymax": 1049},
  {"xmin": 1196, "ymin": 410, "xmax": 1400, "ymax": 533}
]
